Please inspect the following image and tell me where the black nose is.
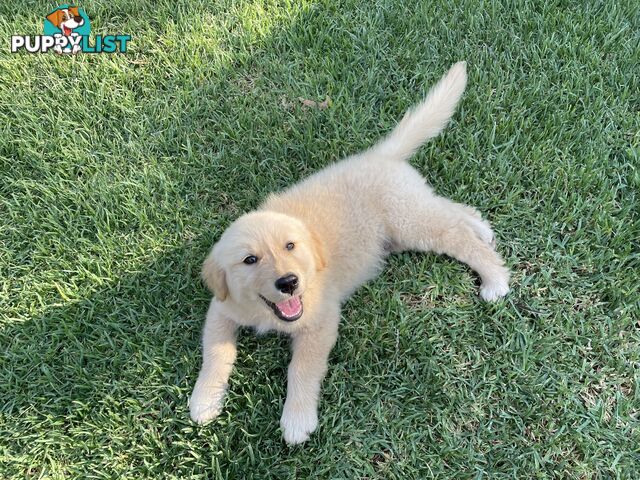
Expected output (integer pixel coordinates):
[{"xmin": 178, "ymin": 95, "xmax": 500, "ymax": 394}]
[
  {"xmin": 74, "ymin": 16, "xmax": 84, "ymax": 24},
  {"xmin": 275, "ymin": 274, "xmax": 298, "ymax": 294}
]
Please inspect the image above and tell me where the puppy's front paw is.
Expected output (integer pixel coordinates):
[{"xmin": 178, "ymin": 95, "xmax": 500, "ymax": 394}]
[
  {"xmin": 280, "ymin": 406, "xmax": 318, "ymax": 445},
  {"xmin": 189, "ymin": 383, "xmax": 226, "ymax": 424}
]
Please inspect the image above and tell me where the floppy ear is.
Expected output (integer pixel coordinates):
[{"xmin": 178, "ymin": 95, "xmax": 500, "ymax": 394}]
[
  {"xmin": 309, "ymin": 228, "xmax": 327, "ymax": 271},
  {"xmin": 69, "ymin": 7, "xmax": 81, "ymax": 17},
  {"xmin": 46, "ymin": 9, "xmax": 64, "ymax": 27},
  {"xmin": 201, "ymin": 248, "xmax": 228, "ymax": 301}
]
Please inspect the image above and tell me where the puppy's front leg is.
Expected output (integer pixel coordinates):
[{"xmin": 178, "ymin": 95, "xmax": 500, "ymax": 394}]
[
  {"xmin": 281, "ymin": 318, "xmax": 338, "ymax": 445},
  {"xmin": 189, "ymin": 301, "xmax": 238, "ymax": 424}
]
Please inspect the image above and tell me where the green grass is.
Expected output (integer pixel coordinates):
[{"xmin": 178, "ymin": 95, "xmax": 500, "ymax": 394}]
[{"xmin": 1, "ymin": 0, "xmax": 639, "ymax": 478}]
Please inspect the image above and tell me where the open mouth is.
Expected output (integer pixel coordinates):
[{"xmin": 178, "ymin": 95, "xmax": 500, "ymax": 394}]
[
  {"xmin": 259, "ymin": 294, "xmax": 303, "ymax": 322},
  {"xmin": 63, "ymin": 26, "xmax": 72, "ymax": 35}
]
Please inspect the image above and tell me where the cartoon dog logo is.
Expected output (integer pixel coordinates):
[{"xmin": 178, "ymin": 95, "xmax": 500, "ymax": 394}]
[
  {"xmin": 11, "ymin": 5, "xmax": 128, "ymax": 55},
  {"xmin": 45, "ymin": 6, "xmax": 87, "ymax": 54}
]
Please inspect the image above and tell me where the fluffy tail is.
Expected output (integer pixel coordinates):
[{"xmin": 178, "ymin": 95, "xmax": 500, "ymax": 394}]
[{"xmin": 373, "ymin": 61, "xmax": 467, "ymax": 161}]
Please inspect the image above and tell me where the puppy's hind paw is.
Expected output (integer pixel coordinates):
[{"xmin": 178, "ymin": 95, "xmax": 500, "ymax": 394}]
[
  {"xmin": 470, "ymin": 218, "xmax": 496, "ymax": 248},
  {"xmin": 480, "ymin": 280, "xmax": 510, "ymax": 302}
]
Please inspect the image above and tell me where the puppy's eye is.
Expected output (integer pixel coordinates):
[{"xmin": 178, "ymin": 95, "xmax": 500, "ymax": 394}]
[
  {"xmin": 243, "ymin": 255, "xmax": 258, "ymax": 265},
  {"xmin": 286, "ymin": 242, "xmax": 295, "ymax": 251}
]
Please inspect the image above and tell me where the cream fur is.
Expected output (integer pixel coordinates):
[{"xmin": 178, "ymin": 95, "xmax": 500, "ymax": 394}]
[{"xmin": 190, "ymin": 62, "xmax": 510, "ymax": 444}]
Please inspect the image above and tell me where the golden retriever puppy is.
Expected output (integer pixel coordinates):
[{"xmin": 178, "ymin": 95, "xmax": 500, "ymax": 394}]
[{"xmin": 190, "ymin": 62, "xmax": 510, "ymax": 444}]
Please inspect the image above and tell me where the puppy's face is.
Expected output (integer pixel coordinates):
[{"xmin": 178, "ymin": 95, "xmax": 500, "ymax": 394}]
[{"xmin": 203, "ymin": 211, "xmax": 325, "ymax": 324}]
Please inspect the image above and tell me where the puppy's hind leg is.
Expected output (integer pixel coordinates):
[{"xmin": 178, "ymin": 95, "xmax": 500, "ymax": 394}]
[{"xmin": 389, "ymin": 192, "xmax": 510, "ymax": 301}]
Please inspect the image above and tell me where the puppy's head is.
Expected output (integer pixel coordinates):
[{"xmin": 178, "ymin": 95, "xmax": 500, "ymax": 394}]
[{"xmin": 202, "ymin": 211, "xmax": 326, "ymax": 323}]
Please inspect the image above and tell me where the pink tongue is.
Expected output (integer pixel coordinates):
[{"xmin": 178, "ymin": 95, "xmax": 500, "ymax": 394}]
[{"xmin": 276, "ymin": 296, "xmax": 302, "ymax": 317}]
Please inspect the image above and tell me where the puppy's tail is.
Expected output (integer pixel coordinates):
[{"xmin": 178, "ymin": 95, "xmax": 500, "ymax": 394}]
[{"xmin": 372, "ymin": 61, "xmax": 467, "ymax": 161}]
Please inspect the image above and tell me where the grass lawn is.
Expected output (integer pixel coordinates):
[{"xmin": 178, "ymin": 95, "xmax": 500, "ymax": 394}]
[{"xmin": 1, "ymin": 0, "xmax": 639, "ymax": 478}]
